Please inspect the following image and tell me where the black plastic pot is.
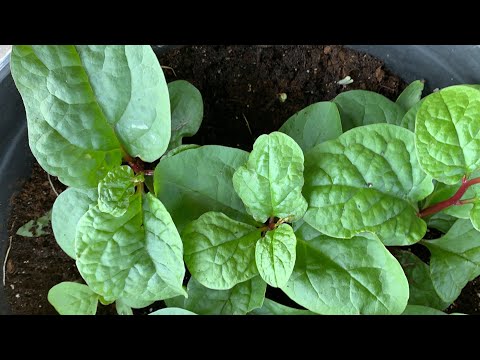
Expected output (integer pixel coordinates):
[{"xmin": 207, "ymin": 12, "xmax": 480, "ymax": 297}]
[{"xmin": 1, "ymin": 45, "xmax": 480, "ymax": 315}]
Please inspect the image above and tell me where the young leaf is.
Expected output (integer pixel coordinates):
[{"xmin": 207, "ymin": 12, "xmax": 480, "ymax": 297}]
[
  {"xmin": 255, "ymin": 224, "xmax": 296, "ymax": 288},
  {"xmin": 423, "ymin": 218, "xmax": 480, "ymax": 303},
  {"xmin": 303, "ymin": 124, "xmax": 433, "ymax": 246},
  {"xmin": 396, "ymin": 80, "xmax": 424, "ymax": 112},
  {"xmin": 278, "ymin": 102, "xmax": 343, "ymax": 153},
  {"xmin": 115, "ymin": 298, "xmax": 133, "ymax": 315},
  {"xmin": 333, "ymin": 90, "xmax": 405, "ymax": 131},
  {"xmin": 10, "ymin": 45, "xmax": 171, "ymax": 187},
  {"xmin": 184, "ymin": 276, "xmax": 267, "ymax": 315},
  {"xmin": 52, "ymin": 188, "xmax": 98, "ymax": 259},
  {"xmin": 233, "ymin": 132, "xmax": 307, "ymax": 223},
  {"xmin": 393, "ymin": 250, "xmax": 449, "ymax": 310},
  {"xmin": 16, "ymin": 209, "xmax": 52, "ymax": 237},
  {"xmin": 427, "ymin": 212, "xmax": 457, "ymax": 234},
  {"xmin": 164, "ymin": 294, "xmax": 187, "ymax": 309},
  {"xmin": 150, "ymin": 308, "xmax": 197, "ymax": 315},
  {"xmin": 154, "ymin": 145, "xmax": 252, "ymax": 231},
  {"xmin": 249, "ymin": 298, "xmax": 316, "ymax": 315},
  {"xmin": 98, "ymin": 165, "xmax": 144, "ymax": 217},
  {"xmin": 48, "ymin": 282, "xmax": 99, "ymax": 315},
  {"xmin": 168, "ymin": 80, "xmax": 203, "ymax": 150},
  {"xmin": 183, "ymin": 212, "xmax": 261, "ymax": 290},
  {"xmin": 76, "ymin": 193, "xmax": 186, "ymax": 304},
  {"xmin": 401, "ymin": 305, "xmax": 446, "ymax": 315},
  {"xmin": 399, "ymin": 99, "xmax": 424, "ymax": 132},
  {"xmin": 281, "ymin": 223, "xmax": 409, "ymax": 315},
  {"xmin": 415, "ymin": 85, "xmax": 480, "ymax": 185}
]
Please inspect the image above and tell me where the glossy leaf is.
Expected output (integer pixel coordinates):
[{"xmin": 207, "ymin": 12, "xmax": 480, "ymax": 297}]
[
  {"xmin": 249, "ymin": 298, "xmax": 315, "ymax": 315},
  {"xmin": 396, "ymin": 80, "xmax": 424, "ymax": 112},
  {"xmin": 183, "ymin": 212, "xmax": 261, "ymax": 290},
  {"xmin": 278, "ymin": 102, "xmax": 343, "ymax": 152},
  {"xmin": 255, "ymin": 224, "xmax": 296, "ymax": 288},
  {"xmin": 304, "ymin": 123, "xmax": 433, "ymax": 245},
  {"xmin": 233, "ymin": 132, "xmax": 307, "ymax": 223},
  {"xmin": 48, "ymin": 282, "xmax": 98, "ymax": 315},
  {"xmin": 150, "ymin": 308, "xmax": 197, "ymax": 315}
]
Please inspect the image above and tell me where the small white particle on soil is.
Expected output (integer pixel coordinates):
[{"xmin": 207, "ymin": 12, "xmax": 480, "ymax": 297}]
[
  {"xmin": 149, "ymin": 308, "xmax": 153, "ymax": 312},
  {"xmin": 39, "ymin": 305, "xmax": 42, "ymax": 308},
  {"xmin": 10, "ymin": 284, "xmax": 14, "ymax": 290},
  {"xmin": 15, "ymin": 294, "xmax": 20, "ymax": 298},
  {"xmin": 306, "ymin": 69, "xmax": 310, "ymax": 73}
]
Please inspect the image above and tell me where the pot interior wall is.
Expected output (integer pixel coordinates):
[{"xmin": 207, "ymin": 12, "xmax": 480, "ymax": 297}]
[{"xmin": 1, "ymin": 45, "xmax": 480, "ymax": 314}]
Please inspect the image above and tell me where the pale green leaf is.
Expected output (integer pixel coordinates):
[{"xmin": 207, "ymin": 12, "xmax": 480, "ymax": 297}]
[
  {"xmin": 393, "ymin": 250, "xmax": 449, "ymax": 310},
  {"xmin": 164, "ymin": 294, "xmax": 186, "ymax": 308},
  {"xmin": 150, "ymin": 308, "xmax": 197, "ymax": 315},
  {"xmin": 184, "ymin": 276, "xmax": 267, "ymax": 315},
  {"xmin": 415, "ymin": 85, "xmax": 480, "ymax": 185},
  {"xmin": 303, "ymin": 123, "xmax": 433, "ymax": 246},
  {"xmin": 333, "ymin": 90, "xmax": 405, "ymax": 131},
  {"xmin": 233, "ymin": 132, "xmax": 307, "ymax": 223},
  {"xmin": 76, "ymin": 193, "xmax": 186, "ymax": 304},
  {"xmin": 163, "ymin": 144, "xmax": 200, "ymax": 159},
  {"xmin": 52, "ymin": 188, "xmax": 98, "ymax": 259},
  {"xmin": 115, "ymin": 298, "xmax": 133, "ymax": 315},
  {"xmin": 154, "ymin": 145, "xmax": 252, "ymax": 231},
  {"xmin": 168, "ymin": 80, "xmax": 203, "ymax": 150},
  {"xmin": 16, "ymin": 209, "xmax": 52, "ymax": 238},
  {"xmin": 281, "ymin": 222, "xmax": 409, "ymax": 315},
  {"xmin": 399, "ymin": 99, "xmax": 423, "ymax": 132},
  {"xmin": 396, "ymin": 80, "xmax": 424, "ymax": 112},
  {"xmin": 255, "ymin": 224, "xmax": 296, "ymax": 288},
  {"xmin": 423, "ymin": 218, "xmax": 480, "ymax": 303},
  {"xmin": 278, "ymin": 102, "xmax": 342, "ymax": 152},
  {"xmin": 249, "ymin": 298, "xmax": 315, "ymax": 315},
  {"xmin": 48, "ymin": 282, "xmax": 99, "ymax": 315},
  {"xmin": 401, "ymin": 305, "xmax": 446, "ymax": 315},
  {"xmin": 470, "ymin": 202, "xmax": 480, "ymax": 231},
  {"xmin": 183, "ymin": 212, "xmax": 261, "ymax": 290}
]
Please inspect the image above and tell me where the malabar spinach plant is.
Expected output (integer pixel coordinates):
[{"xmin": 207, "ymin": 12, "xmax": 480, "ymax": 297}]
[{"xmin": 10, "ymin": 45, "xmax": 204, "ymax": 315}]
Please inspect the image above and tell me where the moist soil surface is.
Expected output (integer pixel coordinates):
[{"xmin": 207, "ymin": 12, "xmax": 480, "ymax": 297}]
[{"xmin": 5, "ymin": 45, "xmax": 479, "ymax": 315}]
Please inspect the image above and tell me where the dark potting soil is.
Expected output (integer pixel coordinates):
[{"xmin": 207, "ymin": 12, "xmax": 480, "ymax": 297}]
[{"xmin": 5, "ymin": 45, "xmax": 478, "ymax": 315}]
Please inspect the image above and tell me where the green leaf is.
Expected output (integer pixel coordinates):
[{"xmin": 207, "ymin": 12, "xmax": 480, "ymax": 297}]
[
  {"xmin": 98, "ymin": 165, "xmax": 144, "ymax": 217},
  {"xmin": 281, "ymin": 222, "xmax": 409, "ymax": 315},
  {"xmin": 427, "ymin": 212, "xmax": 457, "ymax": 234},
  {"xmin": 415, "ymin": 85, "xmax": 480, "ymax": 185},
  {"xmin": 10, "ymin": 45, "xmax": 170, "ymax": 187},
  {"xmin": 333, "ymin": 90, "xmax": 405, "ymax": 131},
  {"xmin": 423, "ymin": 218, "xmax": 480, "ymax": 303},
  {"xmin": 16, "ymin": 209, "xmax": 52, "ymax": 238},
  {"xmin": 115, "ymin": 298, "xmax": 133, "ymax": 315},
  {"xmin": 150, "ymin": 308, "xmax": 197, "ymax": 315},
  {"xmin": 118, "ymin": 297, "xmax": 155, "ymax": 310},
  {"xmin": 184, "ymin": 276, "xmax": 267, "ymax": 315},
  {"xmin": 164, "ymin": 294, "xmax": 186, "ymax": 308},
  {"xmin": 278, "ymin": 102, "xmax": 343, "ymax": 153},
  {"xmin": 52, "ymin": 188, "xmax": 98, "ymax": 259},
  {"xmin": 249, "ymin": 298, "xmax": 316, "ymax": 315},
  {"xmin": 76, "ymin": 193, "xmax": 186, "ymax": 303},
  {"xmin": 399, "ymin": 99, "xmax": 424, "ymax": 132},
  {"xmin": 163, "ymin": 144, "xmax": 200, "ymax": 159},
  {"xmin": 470, "ymin": 202, "xmax": 480, "ymax": 231},
  {"xmin": 255, "ymin": 224, "xmax": 296, "ymax": 288},
  {"xmin": 48, "ymin": 282, "xmax": 99, "ymax": 315},
  {"xmin": 168, "ymin": 80, "xmax": 203, "ymax": 150},
  {"xmin": 393, "ymin": 250, "xmax": 449, "ymax": 310},
  {"xmin": 304, "ymin": 124, "xmax": 433, "ymax": 246},
  {"xmin": 396, "ymin": 80, "xmax": 424, "ymax": 112},
  {"xmin": 154, "ymin": 145, "xmax": 252, "ymax": 231},
  {"xmin": 233, "ymin": 132, "xmax": 307, "ymax": 223},
  {"xmin": 183, "ymin": 212, "xmax": 261, "ymax": 290},
  {"xmin": 401, "ymin": 305, "xmax": 446, "ymax": 315}
]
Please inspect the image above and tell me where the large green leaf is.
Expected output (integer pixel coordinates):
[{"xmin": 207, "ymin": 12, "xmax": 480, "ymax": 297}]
[
  {"xmin": 401, "ymin": 305, "xmax": 446, "ymax": 315},
  {"xmin": 154, "ymin": 145, "xmax": 252, "ymax": 231},
  {"xmin": 52, "ymin": 188, "xmax": 98, "ymax": 259},
  {"xmin": 396, "ymin": 80, "xmax": 424, "ymax": 112},
  {"xmin": 150, "ymin": 308, "xmax": 197, "ymax": 315},
  {"xmin": 233, "ymin": 132, "xmax": 307, "ymax": 223},
  {"xmin": 183, "ymin": 212, "xmax": 261, "ymax": 290},
  {"xmin": 10, "ymin": 45, "xmax": 170, "ymax": 187},
  {"xmin": 415, "ymin": 85, "xmax": 480, "ymax": 185},
  {"xmin": 333, "ymin": 90, "xmax": 405, "ymax": 131},
  {"xmin": 278, "ymin": 102, "xmax": 343, "ymax": 153},
  {"xmin": 280, "ymin": 223, "xmax": 409, "ymax": 315},
  {"xmin": 184, "ymin": 276, "xmax": 267, "ymax": 315},
  {"xmin": 255, "ymin": 224, "xmax": 296, "ymax": 288},
  {"xmin": 399, "ymin": 99, "xmax": 424, "ymax": 132},
  {"xmin": 393, "ymin": 250, "xmax": 449, "ymax": 310},
  {"xmin": 75, "ymin": 193, "xmax": 186, "ymax": 304},
  {"xmin": 167, "ymin": 80, "xmax": 203, "ymax": 150},
  {"xmin": 48, "ymin": 282, "xmax": 99, "ymax": 315},
  {"xmin": 97, "ymin": 165, "xmax": 144, "ymax": 217},
  {"xmin": 249, "ymin": 298, "xmax": 315, "ymax": 315},
  {"xmin": 423, "ymin": 218, "xmax": 480, "ymax": 303},
  {"xmin": 303, "ymin": 123, "xmax": 433, "ymax": 246}
]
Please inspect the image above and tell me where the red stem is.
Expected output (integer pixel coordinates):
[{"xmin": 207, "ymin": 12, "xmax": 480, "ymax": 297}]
[
  {"xmin": 418, "ymin": 176, "xmax": 480, "ymax": 218},
  {"xmin": 123, "ymin": 154, "xmax": 144, "ymax": 174}
]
